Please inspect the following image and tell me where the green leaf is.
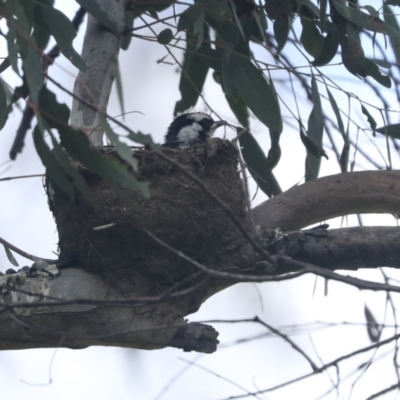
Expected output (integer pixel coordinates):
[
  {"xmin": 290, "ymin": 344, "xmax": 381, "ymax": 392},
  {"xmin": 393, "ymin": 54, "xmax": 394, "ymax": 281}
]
[
  {"xmin": 370, "ymin": 58, "xmax": 392, "ymax": 68},
  {"xmin": 11, "ymin": 77, "xmax": 30, "ymax": 104},
  {"xmin": 115, "ymin": 66, "xmax": 125, "ymax": 118},
  {"xmin": 221, "ymin": 51, "xmax": 233, "ymax": 97},
  {"xmin": 0, "ymin": 57, "xmax": 11, "ymax": 74},
  {"xmin": 341, "ymin": 22, "xmax": 366, "ymax": 77},
  {"xmin": 225, "ymin": 89, "xmax": 249, "ymax": 127},
  {"xmin": 100, "ymin": 116, "xmax": 138, "ymax": 170},
  {"xmin": 340, "ymin": 142, "xmax": 350, "ymax": 173},
  {"xmin": 383, "ymin": 5, "xmax": 400, "ymax": 70},
  {"xmin": 265, "ymin": 0, "xmax": 292, "ymax": 52},
  {"xmin": 365, "ymin": 59, "xmax": 391, "ymax": 88},
  {"xmin": 157, "ymin": 28, "xmax": 174, "ymax": 44},
  {"xmin": 305, "ymin": 76, "xmax": 325, "ymax": 181},
  {"xmin": 193, "ymin": 12, "xmax": 205, "ymax": 50},
  {"xmin": 75, "ymin": 0, "xmax": 120, "ymax": 37},
  {"xmin": 227, "ymin": 0, "xmax": 245, "ymax": 40},
  {"xmin": 364, "ymin": 305, "xmax": 381, "ymax": 343},
  {"xmin": 38, "ymin": 87, "xmax": 150, "ymax": 198},
  {"xmin": 3, "ymin": 244, "xmax": 19, "ymax": 267},
  {"xmin": 239, "ymin": 130, "xmax": 282, "ymax": 197},
  {"xmin": 300, "ymin": 125, "xmax": 328, "ymax": 159},
  {"xmin": 50, "ymin": 138, "xmax": 94, "ymax": 202},
  {"xmin": 32, "ymin": 21, "xmax": 51, "ymax": 51},
  {"xmin": 0, "ymin": 80, "xmax": 8, "ymax": 131},
  {"xmin": 23, "ymin": 46, "xmax": 43, "ymax": 104},
  {"xmin": 274, "ymin": 18, "xmax": 290, "ymax": 52},
  {"xmin": 319, "ymin": 0, "xmax": 327, "ymax": 29},
  {"xmin": 300, "ymin": 7, "xmax": 323, "ymax": 57},
  {"xmin": 6, "ymin": 26, "xmax": 19, "ymax": 74},
  {"xmin": 361, "ymin": 105, "xmax": 377, "ymax": 135},
  {"xmin": 33, "ymin": 123, "xmax": 76, "ymax": 200},
  {"xmin": 228, "ymin": 52, "xmax": 282, "ymax": 132},
  {"xmin": 386, "ymin": 0, "xmax": 400, "ymax": 5},
  {"xmin": 327, "ymin": 89, "xmax": 346, "ymax": 139},
  {"xmin": 126, "ymin": 130, "xmax": 157, "ymax": 147},
  {"xmin": 121, "ymin": 9, "xmax": 134, "ymax": 50},
  {"xmin": 376, "ymin": 123, "xmax": 400, "ymax": 139},
  {"xmin": 177, "ymin": 3, "xmax": 204, "ymax": 32},
  {"xmin": 332, "ymin": 0, "xmax": 386, "ymax": 33},
  {"xmin": 253, "ymin": 3, "xmax": 268, "ymax": 40},
  {"xmin": 312, "ymin": 22, "xmax": 340, "ymax": 66},
  {"xmin": 174, "ymin": 28, "xmax": 210, "ymax": 115},
  {"xmin": 364, "ymin": 5, "xmax": 379, "ymax": 20},
  {"xmin": 31, "ymin": 0, "xmax": 54, "ymax": 49},
  {"xmin": 3, "ymin": 0, "xmax": 43, "ymax": 103},
  {"xmin": 33, "ymin": 2, "xmax": 86, "ymax": 71}
]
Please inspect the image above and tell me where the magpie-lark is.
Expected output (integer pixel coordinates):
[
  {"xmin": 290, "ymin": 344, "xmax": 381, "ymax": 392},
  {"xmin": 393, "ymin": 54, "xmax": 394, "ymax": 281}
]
[{"xmin": 163, "ymin": 113, "xmax": 227, "ymax": 148}]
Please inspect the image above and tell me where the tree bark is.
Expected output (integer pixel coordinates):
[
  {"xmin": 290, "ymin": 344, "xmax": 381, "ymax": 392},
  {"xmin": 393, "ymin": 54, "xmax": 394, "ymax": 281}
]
[
  {"xmin": 252, "ymin": 170, "xmax": 400, "ymax": 230},
  {"xmin": 70, "ymin": 0, "xmax": 125, "ymax": 146}
]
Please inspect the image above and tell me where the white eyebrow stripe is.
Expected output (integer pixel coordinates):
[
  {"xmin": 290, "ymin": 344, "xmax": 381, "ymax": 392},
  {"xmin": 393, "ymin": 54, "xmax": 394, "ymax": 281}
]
[{"xmin": 189, "ymin": 113, "xmax": 210, "ymax": 122}]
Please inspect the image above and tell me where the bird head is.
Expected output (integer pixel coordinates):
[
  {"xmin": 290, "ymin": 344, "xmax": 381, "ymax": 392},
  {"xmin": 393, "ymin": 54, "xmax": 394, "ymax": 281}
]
[{"xmin": 163, "ymin": 113, "xmax": 227, "ymax": 148}]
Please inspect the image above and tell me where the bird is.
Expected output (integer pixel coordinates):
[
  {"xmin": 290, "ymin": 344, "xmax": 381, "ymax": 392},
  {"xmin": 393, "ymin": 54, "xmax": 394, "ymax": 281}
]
[{"xmin": 163, "ymin": 112, "xmax": 227, "ymax": 148}]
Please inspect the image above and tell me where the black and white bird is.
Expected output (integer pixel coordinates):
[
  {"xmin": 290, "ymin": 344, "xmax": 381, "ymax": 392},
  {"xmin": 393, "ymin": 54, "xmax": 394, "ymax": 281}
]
[{"xmin": 163, "ymin": 112, "xmax": 227, "ymax": 148}]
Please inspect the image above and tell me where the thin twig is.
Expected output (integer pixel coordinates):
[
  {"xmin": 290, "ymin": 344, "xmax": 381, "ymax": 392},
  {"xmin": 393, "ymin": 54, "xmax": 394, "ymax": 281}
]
[{"xmin": 0, "ymin": 235, "xmax": 56, "ymax": 264}]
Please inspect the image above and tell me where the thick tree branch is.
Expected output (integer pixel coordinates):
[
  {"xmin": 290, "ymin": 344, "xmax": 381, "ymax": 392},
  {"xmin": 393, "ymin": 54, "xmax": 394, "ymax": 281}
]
[
  {"xmin": 252, "ymin": 171, "xmax": 400, "ymax": 230},
  {"xmin": 71, "ymin": 0, "xmax": 124, "ymax": 146},
  {"xmin": 265, "ymin": 226, "xmax": 400, "ymax": 273}
]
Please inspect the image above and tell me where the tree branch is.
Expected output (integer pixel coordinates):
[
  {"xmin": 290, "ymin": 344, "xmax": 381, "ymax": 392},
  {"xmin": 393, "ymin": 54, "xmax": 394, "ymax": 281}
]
[{"xmin": 252, "ymin": 171, "xmax": 400, "ymax": 230}]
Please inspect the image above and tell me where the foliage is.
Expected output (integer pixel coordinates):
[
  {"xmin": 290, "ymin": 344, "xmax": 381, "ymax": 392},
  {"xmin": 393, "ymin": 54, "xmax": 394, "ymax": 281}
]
[{"xmin": 1, "ymin": 0, "xmax": 400, "ymax": 197}]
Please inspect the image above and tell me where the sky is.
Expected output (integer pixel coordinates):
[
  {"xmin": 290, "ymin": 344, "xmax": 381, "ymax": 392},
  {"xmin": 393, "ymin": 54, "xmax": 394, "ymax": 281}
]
[{"xmin": 0, "ymin": 1, "xmax": 400, "ymax": 400}]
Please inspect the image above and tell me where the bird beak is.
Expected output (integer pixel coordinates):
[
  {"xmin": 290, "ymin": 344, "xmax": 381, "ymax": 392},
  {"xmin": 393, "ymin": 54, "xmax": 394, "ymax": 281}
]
[{"xmin": 211, "ymin": 120, "xmax": 227, "ymax": 130}]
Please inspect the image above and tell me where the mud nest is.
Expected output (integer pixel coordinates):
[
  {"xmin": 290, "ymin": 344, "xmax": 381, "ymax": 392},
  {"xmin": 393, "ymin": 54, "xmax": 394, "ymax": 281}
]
[{"xmin": 47, "ymin": 139, "xmax": 248, "ymax": 303}]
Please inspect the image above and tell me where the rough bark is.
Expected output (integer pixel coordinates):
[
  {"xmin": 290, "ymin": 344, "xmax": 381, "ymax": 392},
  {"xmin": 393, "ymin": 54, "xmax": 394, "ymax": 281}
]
[
  {"xmin": 1, "ymin": 222, "xmax": 400, "ymax": 352},
  {"xmin": 252, "ymin": 170, "xmax": 400, "ymax": 231},
  {"xmin": 70, "ymin": 0, "xmax": 124, "ymax": 146}
]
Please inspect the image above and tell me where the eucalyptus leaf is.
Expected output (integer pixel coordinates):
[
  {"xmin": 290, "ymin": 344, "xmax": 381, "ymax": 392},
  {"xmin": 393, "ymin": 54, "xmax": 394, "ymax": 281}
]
[
  {"xmin": 312, "ymin": 22, "xmax": 340, "ymax": 66},
  {"xmin": 361, "ymin": 105, "xmax": 377, "ymax": 135},
  {"xmin": 239, "ymin": 129, "xmax": 282, "ymax": 197},
  {"xmin": 3, "ymin": 244, "xmax": 19, "ymax": 267},
  {"xmin": 33, "ymin": 123, "xmax": 76, "ymax": 200},
  {"xmin": 178, "ymin": 3, "xmax": 204, "ymax": 32},
  {"xmin": 327, "ymin": 88, "xmax": 346, "ymax": 141},
  {"xmin": 33, "ymin": 1, "xmax": 86, "ymax": 71},
  {"xmin": 305, "ymin": 77, "xmax": 325, "ymax": 181},
  {"xmin": 0, "ymin": 81, "xmax": 8, "ymax": 131},
  {"xmin": 300, "ymin": 7, "xmax": 323, "ymax": 57},
  {"xmin": 383, "ymin": 5, "xmax": 400, "ymax": 70},
  {"xmin": 364, "ymin": 305, "xmax": 381, "ymax": 343},
  {"xmin": 225, "ymin": 89, "xmax": 249, "ymax": 127},
  {"xmin": 0, "ymin": 57, "xmax": 11, "ymax": 74},
  {"xmin": 174, "ymin": 28, "xmax": 210, "ymax": 115},
  {"xmin": 115, "ymin": 66, "xmax": 125, "ymax": 118},
  {"xmin": 340, "ymin": 142, "xmax": 350, "ymax": 173},
  {"xmin": 38, "ymin": 87, "xmax": 150, "ymax": 198},
  {"xmin": 365, "ymin": 59, "xmax": 391, "ymax": 88},
  {"xmin": 332, "ymin": 0, "xmax": 386, "ymax": 33},
  {"xmin": 376, "ymin": 123, "xmax": 400, "ymax": 139},
  {"xmin": 100, "ymin": 116, "xmax": 138, "ymax": 171},
  {"xmin": 228, "ymin": 52, "xmax": 282, "ymax": 132}
]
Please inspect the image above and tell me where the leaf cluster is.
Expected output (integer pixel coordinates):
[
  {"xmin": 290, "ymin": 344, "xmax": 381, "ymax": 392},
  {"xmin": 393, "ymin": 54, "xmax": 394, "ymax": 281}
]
[
  {"xmin": 160, "ymin": 0, "xmax": 400, "ymax": 193},
  {"xmin": 2, "ymin": 0, "xmax": 400, "ymax": 200}
]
